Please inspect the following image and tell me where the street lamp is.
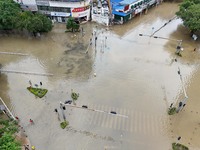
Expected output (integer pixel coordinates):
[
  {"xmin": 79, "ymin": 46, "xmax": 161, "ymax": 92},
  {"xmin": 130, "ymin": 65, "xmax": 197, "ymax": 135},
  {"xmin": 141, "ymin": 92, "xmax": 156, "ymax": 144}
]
[
  {"xmin": 176, "ymin": 67, "xmax": 188, "ymax": 113},
  {"xmin": 139, "ymin": 34, "xmax": 183, "ymax": 56}
]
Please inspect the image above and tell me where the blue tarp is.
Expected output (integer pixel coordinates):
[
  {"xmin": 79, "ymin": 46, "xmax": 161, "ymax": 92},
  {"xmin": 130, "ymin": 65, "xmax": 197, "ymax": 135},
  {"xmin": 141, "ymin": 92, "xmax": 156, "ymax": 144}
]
[
  {"xmin": 120, "ymin": 0, "xmax": 138, "ymax": 5},
  {"xmin": 111, "ymin": 0, "xmax": 135, "ymax": 17},
  {"xmin": 110, "ymin": 0, "xmax": 123, "ymax": 4}
]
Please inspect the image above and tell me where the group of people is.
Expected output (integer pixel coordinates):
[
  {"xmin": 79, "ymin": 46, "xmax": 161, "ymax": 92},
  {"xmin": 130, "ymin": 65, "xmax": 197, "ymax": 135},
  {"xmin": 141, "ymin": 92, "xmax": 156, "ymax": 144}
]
[{"xmin": 29, "ymin": 80, "xmax": 43, "ymax": 87}]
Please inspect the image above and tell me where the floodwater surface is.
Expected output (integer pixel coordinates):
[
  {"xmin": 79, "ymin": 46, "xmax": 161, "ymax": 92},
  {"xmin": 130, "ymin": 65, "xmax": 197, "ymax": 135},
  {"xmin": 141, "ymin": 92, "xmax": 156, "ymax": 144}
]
[{"xmin": 0, "ymin": 2, "xmax": 200, "ymax": 150}]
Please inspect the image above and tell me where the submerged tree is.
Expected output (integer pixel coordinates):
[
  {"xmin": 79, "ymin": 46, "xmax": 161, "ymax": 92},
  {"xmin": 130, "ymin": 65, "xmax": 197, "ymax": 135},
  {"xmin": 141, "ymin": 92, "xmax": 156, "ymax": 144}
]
[
  {"xmin": 66, "ymin": 17, "xmax": 80, "ymax": 32},
  {"xmin": 176, "ymin": 0, "xmax": 200, "ymax": 32}
]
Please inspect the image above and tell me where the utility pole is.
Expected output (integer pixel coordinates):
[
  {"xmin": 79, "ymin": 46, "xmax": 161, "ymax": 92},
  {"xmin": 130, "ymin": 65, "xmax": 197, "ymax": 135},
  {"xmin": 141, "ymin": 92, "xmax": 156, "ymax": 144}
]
[
  {"xmin": 60, "ymin": 102, "xmax": 66, "ymax": 121},
  {"xmin": 139, "ymin": 34, "xmax": 183, "ymax": 56},
  {"xmin": 0, "ymin": 97, "xmax": 16, "ymax": 120},
  {"xmin": 176, "ymin": 67, "xmax": 188, "ymax": 113}
]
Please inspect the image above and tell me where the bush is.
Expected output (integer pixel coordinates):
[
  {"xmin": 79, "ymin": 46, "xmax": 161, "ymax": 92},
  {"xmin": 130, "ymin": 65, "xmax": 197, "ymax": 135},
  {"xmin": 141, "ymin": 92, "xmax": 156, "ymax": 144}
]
[
  {"xmin": 71, "ymin": 92, "xmax": 79, "ymax": 101},
  {"xmin": 27, "ymin": 87, "xmax": 48, "ymax": 98},
  {"xmin": 60, "ymin": 121, "xmax": 69, "ymax": 129},
  {"xmin": 172, "ymin": 143, "xmax": 189, "ymax": 150},
  {"xmin": 168, "ymin": 107, "xmax": 177, "ymax": 115}
]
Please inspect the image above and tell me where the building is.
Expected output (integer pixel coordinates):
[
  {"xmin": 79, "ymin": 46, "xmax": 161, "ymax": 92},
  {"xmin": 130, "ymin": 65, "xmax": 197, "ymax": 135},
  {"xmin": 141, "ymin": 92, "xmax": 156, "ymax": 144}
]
[
  {"xmin": 36, "ymin": 0, "xmax": 91, "ymax": 23},
  {"xmin": 15, "ymin": 0, "xmax": 91, "ymax": 23},
  {"xmin": 111, "ymin": 0, "xmax": 160, "ymax": 24},
  {"xmin": 91, "ymin": 0, "xmax": 110, "ymax": 26},
  {"xmin": 14, "ymin": 0, "xmax": 38, "ymax": 11}
]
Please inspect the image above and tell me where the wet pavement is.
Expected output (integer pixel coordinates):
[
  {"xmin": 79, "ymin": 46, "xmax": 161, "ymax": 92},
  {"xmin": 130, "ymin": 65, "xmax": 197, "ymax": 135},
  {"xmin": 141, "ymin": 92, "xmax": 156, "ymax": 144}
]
[{"xmin": 0, "ymin": 2, "xmax": 200, "ymax": 150}]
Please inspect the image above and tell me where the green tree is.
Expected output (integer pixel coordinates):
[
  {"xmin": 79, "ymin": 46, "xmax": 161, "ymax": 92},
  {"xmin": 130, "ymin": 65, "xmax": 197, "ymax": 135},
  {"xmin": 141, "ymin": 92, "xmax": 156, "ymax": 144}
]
[
  {"xmin": 66, "ymin": 17, "xmax": 80, "ymax": 32},
  {"xmin": 0, "ymin": 133, "xmax": 21, "ymax": 150},
  {"xmin": 0, "ymin": 0, "xmax": 21, "ymax": 30},
  {"xmin": 36, "ymin": 13, "xmax": 53, "ymax": 32},
  {"xmin": 176, "ymin": 0, "xmax": 200, "ymax": 32},
  {"xmin": 0, "ymin": 119, "xmax": 20, "ymax": 150},
  {"xmin": 0, "ymin": 0, "xmax": 52, "ymax": 34},
  {"xmin": 17, "ymin": 11, "xmax": 52, "ymax": 34}
]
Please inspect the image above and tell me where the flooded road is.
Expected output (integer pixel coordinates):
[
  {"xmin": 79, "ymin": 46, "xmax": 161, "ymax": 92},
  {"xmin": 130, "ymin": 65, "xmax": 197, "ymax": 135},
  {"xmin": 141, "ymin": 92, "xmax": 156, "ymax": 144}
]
[{"xmin": 0, "ymin": 2, "xmax": 200, "ymax": 150}]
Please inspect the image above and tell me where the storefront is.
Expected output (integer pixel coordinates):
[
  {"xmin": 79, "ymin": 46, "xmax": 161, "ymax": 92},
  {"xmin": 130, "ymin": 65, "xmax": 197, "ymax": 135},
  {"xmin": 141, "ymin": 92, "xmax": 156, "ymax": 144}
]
[
  {"xmin": 50, "ymin": 12, "xmax": 71, "ymax": 23},
  {"xmin": 71, "ymin": 6, "xmax": 90, "ymax": 22}
]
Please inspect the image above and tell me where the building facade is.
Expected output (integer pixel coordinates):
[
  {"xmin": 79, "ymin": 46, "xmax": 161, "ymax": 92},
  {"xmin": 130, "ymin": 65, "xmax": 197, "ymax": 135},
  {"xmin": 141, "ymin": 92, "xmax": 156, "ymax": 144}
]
[
  {"xmin": 15, "ymin": 0, "xmax": 91, "ymax": 23},
  {"xmin": 14, "ymin": 0, "xmax": 38, "ymax": 11},
  {"xmin": 36, "ymin": 0, "xmax": 91, "ymax": 23},
  {"xmin": 111, "ymin": 0, "xmax": 161, "ymax": 24}
]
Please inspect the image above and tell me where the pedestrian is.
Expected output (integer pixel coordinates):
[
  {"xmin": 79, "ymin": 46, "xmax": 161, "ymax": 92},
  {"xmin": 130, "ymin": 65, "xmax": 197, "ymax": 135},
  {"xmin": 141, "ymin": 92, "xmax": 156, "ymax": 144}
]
[
  {"xmin": 15, "ymin": 116, "xmax": 19, "ymax": 120},
  {"xmin": 170, "ymin": 103, "xmax": 173, "ymax": 108},
  {"xmin": 29, "ymin": 119, "xmax": 34, "ymax": 124},
  {"xmin": 179, "ymin": 102, "xmax": 183, "ymax": 107},
  {"xmin": 54, "ymin": 108, "xmax": 58, "ymax": 113},
  {"xmin": 29, "ymin": 80, "xmax": 32, "ymax": 86},
  {"xmin": 40, "ymin": 81, "xmax": 42, "ymax": 86},
  {"xmin": 90, "ymin": 38, "xmax": 92, "ymax": 45},
  {"xmin": 194, "ymin": 48, "xmax": 196, "ymax": 51}
]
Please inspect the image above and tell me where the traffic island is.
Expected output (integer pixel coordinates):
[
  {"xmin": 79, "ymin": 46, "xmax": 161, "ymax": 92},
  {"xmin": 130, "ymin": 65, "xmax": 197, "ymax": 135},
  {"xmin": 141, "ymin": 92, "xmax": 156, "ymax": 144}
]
[
  {"xmin": 60, "ymin": 121, "xmax": 69, "ymax": 129},
  {"xmin": 168, "ymin": 107, "xmax": 177, "ymax": 115},
  {"xmin": 172, "ymin": 143, "xmax": 189, "ymax": 150},
  {"xmin": 27, "ymin": 87, "xmax": 48, "ymax": 98}
]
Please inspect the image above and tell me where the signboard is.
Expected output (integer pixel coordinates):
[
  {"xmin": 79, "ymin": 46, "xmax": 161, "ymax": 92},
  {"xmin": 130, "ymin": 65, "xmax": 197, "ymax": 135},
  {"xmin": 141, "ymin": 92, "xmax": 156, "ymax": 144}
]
[
  {"xmin": 50, "ymin": 12, "xmax": 71, "ymax": 17},
  {"xmin": 72, "ymin": 6, "xmax": 89, "ymax": 12},
  {"xmin": 72, "ymin": 9, "xmax": 89, "ymax": 18}
]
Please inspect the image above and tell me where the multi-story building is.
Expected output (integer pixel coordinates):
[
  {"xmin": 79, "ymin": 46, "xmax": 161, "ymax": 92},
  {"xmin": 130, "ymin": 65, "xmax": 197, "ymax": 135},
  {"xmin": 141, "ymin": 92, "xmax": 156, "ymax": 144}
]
[
  {"xmin": 36, "ymin": 0, "xmax": 91, "ymax": 23},
  {"xmin": 14, "ymin": 0, "xmax": 38, "ymax": 11},
  {"xmin": 111, "ymin": 0, "xmax": 161, "ymax": 24},
  {"xmin": 15, "ymin": 0, "xmax": 91, "ymax": 23}
]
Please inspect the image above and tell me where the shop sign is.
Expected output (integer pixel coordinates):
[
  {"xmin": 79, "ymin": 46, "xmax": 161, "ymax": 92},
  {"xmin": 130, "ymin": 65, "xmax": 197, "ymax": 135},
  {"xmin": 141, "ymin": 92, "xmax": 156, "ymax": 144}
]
[
  {"xmin": 51, "ymin": 12, "xmax": 71, "ymax": 17},
  {"xmin": 72, "ymin": 6, "xmax": 89, "ymax": 12},
  {"xmin": 72, "ymin": 9, "xmax": 89, "ymax": 18}
]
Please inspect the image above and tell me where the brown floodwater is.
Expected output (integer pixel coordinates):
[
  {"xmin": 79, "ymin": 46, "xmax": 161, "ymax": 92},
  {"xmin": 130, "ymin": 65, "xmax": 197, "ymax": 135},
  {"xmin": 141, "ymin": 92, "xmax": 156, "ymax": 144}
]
[{"xmin": 0, "ymin": 2, "xmax": 200, "ymax": 150}]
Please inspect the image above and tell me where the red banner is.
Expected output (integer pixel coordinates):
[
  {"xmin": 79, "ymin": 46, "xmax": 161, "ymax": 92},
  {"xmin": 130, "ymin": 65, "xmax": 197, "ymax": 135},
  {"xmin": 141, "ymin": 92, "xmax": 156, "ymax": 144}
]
[{"xmin": 72, "ymin": 6, "xmax": 89, "ymax": 12}]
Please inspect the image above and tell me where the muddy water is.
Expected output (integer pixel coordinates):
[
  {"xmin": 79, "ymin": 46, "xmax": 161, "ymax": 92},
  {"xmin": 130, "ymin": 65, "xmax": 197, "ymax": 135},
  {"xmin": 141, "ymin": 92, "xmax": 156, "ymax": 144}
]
[{"xmin": 0, "ymin": 2, "xmax": 200, "ymax": 150}]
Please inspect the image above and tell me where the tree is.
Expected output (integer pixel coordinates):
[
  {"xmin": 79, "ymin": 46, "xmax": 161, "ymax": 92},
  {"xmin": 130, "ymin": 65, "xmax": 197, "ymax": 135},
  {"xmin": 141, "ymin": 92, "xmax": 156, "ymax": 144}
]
[
  {"xmin": 0, "ymin": 0, "xmax": 53, "ymax": 34},
  {"xmin": 66, "ymin": 17, "xmax": 80, "ymax": 32},
  {"xmin": 17, "ymin": 11, "xmax": 53, "ymax": 34},
  {"xmin": 0, "ymin": 133, "xmax": 21, "ymax": 150},
  {"xmin": 0, "ymin": 0, "xmax": 21, "ymax": 30},
  {"xmin": 176, "ymin": 0, "xmax": 200, "ymax": 32},
  {"xmin": 0, "ymin": 119, "xmax": 20, "ymax": 150}
]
